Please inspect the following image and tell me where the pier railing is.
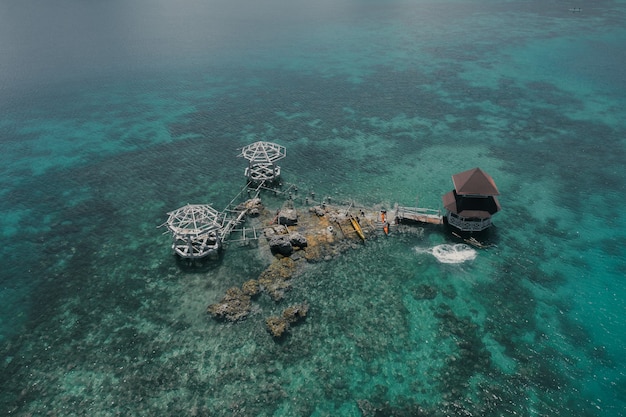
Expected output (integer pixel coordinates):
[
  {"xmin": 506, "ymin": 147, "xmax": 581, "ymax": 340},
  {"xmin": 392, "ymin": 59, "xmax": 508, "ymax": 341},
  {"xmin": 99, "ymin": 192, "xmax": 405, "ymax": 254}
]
[
  {"xmin": 447, "ymin": 215, "xmax": 492, "ymax": 231},
  {"xmin": 394, "ymin": 206, "xmax": 443, "ymax": 225}
]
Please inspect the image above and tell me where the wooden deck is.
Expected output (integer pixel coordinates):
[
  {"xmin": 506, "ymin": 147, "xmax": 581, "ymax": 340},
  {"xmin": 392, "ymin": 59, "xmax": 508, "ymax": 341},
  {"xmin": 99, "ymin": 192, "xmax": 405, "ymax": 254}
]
[{"xmin": 394, "ymin": 206, "xmax": 443, "ymax": 225}]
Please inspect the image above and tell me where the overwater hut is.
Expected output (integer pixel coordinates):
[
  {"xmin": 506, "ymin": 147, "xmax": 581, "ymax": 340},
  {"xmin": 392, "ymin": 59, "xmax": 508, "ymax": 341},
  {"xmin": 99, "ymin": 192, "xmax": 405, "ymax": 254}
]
[
  {"xmin": 165, "ymin": 204, "xmax": 223, "ymax": 258},
  {"xmin": 239, "ymin": 141, "xmax": 286, "ymax": 185},
  {"xmin": 442, "ymin": 167, "xmax": 501, "ymax": 232}
]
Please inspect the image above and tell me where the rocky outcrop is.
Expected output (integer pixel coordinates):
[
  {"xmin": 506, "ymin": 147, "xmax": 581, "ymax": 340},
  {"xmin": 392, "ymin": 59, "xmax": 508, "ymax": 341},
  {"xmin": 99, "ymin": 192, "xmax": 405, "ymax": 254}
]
[
  {"xmin": 246, "ymin": 198, "xmax": 264, "ymax": 216},
  {"xmin": 258, "ymin": 257, "xmax": 297, "ymax": 301},
  {"xmin": 309, "ymin": 205, "xmax": 326, "ymax": 217},
  {"xmin": 289, "ymin": 232, "xmax": 307, "ymax": 248},
  {"xmin": 266, "ymin": 226, "xmax": 307, "ymax": 256},
  {"xmin": 206, "ymin": 201, "xmax": 394, "ymax": 335},
  {"xmin": 282, "ymin": 302, "xmax": 309, "ymax": 323},
  {"xmin": 277, "ymin": 208, "xmax": 298, "ymax": 226},
  {"xmin": 268, "ymin": 235, "xmax": 293, "ymax": 256},
  {"xmin": 266, "ymin": 302, "xmax": 309, "ymax": 338},
  {"xmin": 208, "ymin": 258, "xmax": 299, "ymax": 325},
  {"xmin": 234, "ymin": 198, "xmax": 265, "ymax": 217},
  {"xmin": 241, "ymin": 279, "xmax": 260, "ymax": 297},
  {"xmin": 207, "ymin": 287, "xmax": 252, "ymax": 321},
  {"xmin": 265, "ymin": 316, "xmax": 289, "ymax": 337}
]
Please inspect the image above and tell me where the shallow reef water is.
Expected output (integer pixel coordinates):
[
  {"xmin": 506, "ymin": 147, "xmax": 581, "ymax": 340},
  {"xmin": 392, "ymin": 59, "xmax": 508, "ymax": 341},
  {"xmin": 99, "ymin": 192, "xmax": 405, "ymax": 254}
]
[{"xmin": 1, "ymin": 0, "xmax": 625, "ymax": 416}]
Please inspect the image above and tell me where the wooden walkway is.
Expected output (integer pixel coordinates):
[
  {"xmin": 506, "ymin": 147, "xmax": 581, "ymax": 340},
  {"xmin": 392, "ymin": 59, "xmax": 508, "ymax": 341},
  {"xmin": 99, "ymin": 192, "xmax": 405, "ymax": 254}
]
[
  {"xmin": 227, "ymin": 226, "xmax": 261, "ymax": 244},
  {"xmin": 394, "ymin": 206, "xmax": 443, "ymax": 225},
  {"xmin": 218, "ymin": 182, "xmax": 263, "ymax": 242},
  {"xmin": 220, "ymin": 207, "xmax": 249, "ymax": 240}
]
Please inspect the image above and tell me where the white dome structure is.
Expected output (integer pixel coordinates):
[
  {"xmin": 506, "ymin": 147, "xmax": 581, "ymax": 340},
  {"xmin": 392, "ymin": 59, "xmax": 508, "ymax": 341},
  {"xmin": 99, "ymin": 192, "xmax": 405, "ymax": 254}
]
[
  {"xmin": 239, "ymin": 141, "xmax": 286, "ymax": 185},
  {"xmin": 165, "ymin": 204, "xmax": 223, "ymax": 258}
]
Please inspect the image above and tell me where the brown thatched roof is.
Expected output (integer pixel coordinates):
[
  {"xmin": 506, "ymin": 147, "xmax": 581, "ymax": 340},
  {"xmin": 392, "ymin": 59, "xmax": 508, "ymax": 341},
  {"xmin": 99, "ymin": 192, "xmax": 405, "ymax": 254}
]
[{"xmin": 452, "ymin": 167, "xmax": 499, "ymax": 196}]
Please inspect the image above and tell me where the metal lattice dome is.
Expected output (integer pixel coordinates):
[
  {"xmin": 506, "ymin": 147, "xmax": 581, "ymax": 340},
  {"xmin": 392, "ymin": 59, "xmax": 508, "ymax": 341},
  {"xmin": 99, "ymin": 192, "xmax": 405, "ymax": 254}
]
[
  {"xmin": 240, "ymin": 141, "xmax": 286, "ymax": 185},
  {"xmin": 165, "ymin": 204, "xmax": 223, "ymax": 258},
  {"xmin": 165, "ymin": 204, "xmax": 221, "ymax": 237},
  {"xmin": 239, "ymin": 141, "xmax": 286, "ymax": 164}
]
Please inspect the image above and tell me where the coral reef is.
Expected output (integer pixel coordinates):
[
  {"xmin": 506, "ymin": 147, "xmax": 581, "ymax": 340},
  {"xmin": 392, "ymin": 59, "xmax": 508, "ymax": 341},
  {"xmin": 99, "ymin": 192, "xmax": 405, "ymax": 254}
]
[
  {"xmin": 206, "ymin": 287, "xmax": 252, "ymax": 321},
  {"xmin": 208, "ymin": 201, "xmax": 386, "ymax": 332},
  {"xmin": 412, "ymin": 283, "xmax": 438, "ymax": 300},
  {"xmin": 266, "ymin": 302, "xmax": 309, "ymax": 338},
  {"xmin": 282, "ymin": 302, "xmax": 309, "ymax": 323},
  {"xmin": 241, "ymin": 279, "xmax": 260, "ymax": 297},
  {"xmin": 265, "ymin": 316, "xmax": 289, "ymax": 337},
  {"xmin": 258, "ymin": 257, "xmax": 298, "ymax": 301}
]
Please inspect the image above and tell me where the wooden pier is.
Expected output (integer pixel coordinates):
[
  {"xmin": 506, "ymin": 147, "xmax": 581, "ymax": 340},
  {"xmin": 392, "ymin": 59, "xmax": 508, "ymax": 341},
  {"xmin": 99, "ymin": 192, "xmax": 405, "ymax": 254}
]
[
  {"xmin": 394, "ymin": 206, "xmax": 443, "ymax": 225},
  {"xmin": 219, "ymin": 207, "xmax": 249, "ymax": 240},
  {"xmin": 218, "ymin": 182, "xmax": 264, "ymax": 244},
  {"xmin": 227, "ymin": 226, "xmax": 261, "ymax": 245}
]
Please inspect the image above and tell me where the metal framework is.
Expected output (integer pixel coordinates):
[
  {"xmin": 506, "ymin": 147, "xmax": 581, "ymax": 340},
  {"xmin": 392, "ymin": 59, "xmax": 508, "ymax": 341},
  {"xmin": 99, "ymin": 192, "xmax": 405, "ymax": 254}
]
[
  {"xmin": 161, "ymin": 142, "xmax": 291, "ymax": 259},
  {"xmin": 165, "ymin": 204, "xmax": 223, "ymax": 258},
  {"xmin": 239, "ymin": 141, "xmax": 286, "ymax": 184},
  {"xmin": 239, "ymin": 141, "xmax": 286, "ymax": 164},
  {"xmin": 245, "ymin": 163, "xmax": 281, "ymax": 183}
]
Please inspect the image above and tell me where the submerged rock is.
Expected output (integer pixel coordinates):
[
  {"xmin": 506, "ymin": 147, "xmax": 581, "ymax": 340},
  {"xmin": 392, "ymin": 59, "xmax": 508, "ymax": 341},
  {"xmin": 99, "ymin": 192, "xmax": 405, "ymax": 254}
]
[
  {"xmin": 241, "ymin": 279, "xmax": 260, "ymax": 297},
  {"xmin": 207, "ymin": 287, "xmax": 252, "ymax": 321},
  {"xmin": 282, "ymin": 302, "xmax": 309, "ymax": 323},
  {"xmin": 266, "ymin": 302, "xmax": 309, "ymax": 338},
  {"xmin": 258, "ymin": 258, "xmax": 297, "ymax": 301},
  {"xmin": 412, "ymin": 284, "xmax": 438, "ymax": 300},
  {"xmin": 266, "ymin": 316, "xmax": 289, "ymax": 337}
]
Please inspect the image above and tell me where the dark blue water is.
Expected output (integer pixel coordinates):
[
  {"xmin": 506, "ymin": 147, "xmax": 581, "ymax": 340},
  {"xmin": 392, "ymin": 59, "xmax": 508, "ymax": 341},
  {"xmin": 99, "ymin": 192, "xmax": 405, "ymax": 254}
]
[{"xmin": 1, "ymin": 1, "xmax": 625, "ymax": 415}]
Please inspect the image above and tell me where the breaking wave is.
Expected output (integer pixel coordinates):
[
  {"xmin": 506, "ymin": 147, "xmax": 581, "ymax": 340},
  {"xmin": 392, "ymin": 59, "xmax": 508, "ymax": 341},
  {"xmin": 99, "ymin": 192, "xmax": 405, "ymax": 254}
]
[{"xmin": 415, "ymin": 244, "xmax": 477, "ymax": 264}]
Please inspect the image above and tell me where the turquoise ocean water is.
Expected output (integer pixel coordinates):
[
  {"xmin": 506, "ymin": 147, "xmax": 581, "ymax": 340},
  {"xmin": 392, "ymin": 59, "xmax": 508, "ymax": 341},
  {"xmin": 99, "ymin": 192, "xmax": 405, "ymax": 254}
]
[{"xmin": 1, "ymin": 0, "xmax": 625, "ymax": 415}]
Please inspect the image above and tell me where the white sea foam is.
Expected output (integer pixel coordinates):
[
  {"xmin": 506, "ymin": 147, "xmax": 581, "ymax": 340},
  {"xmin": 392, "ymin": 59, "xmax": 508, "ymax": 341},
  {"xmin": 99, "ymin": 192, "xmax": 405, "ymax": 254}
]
[{"xmin": 416, "ymin": 244, "xmax": 477, "ymax": 264}]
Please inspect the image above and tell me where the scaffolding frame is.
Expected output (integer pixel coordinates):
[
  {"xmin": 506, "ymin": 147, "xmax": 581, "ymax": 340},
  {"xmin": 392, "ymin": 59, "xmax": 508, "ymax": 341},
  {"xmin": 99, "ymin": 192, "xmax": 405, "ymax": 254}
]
[
  {"xmin": 239, "ymin": 141, "xmax": 286, "ymax": 184},
  {"xmin": 164, "ymin": 204, "xmax": 222, "ymax": 259}
]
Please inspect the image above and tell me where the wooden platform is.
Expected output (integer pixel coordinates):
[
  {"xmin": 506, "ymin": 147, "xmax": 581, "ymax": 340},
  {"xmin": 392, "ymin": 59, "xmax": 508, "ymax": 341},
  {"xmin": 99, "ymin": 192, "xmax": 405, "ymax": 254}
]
[{"xmin": 394, "ymin": 206, "xmax": 443, "ymax": 225}]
